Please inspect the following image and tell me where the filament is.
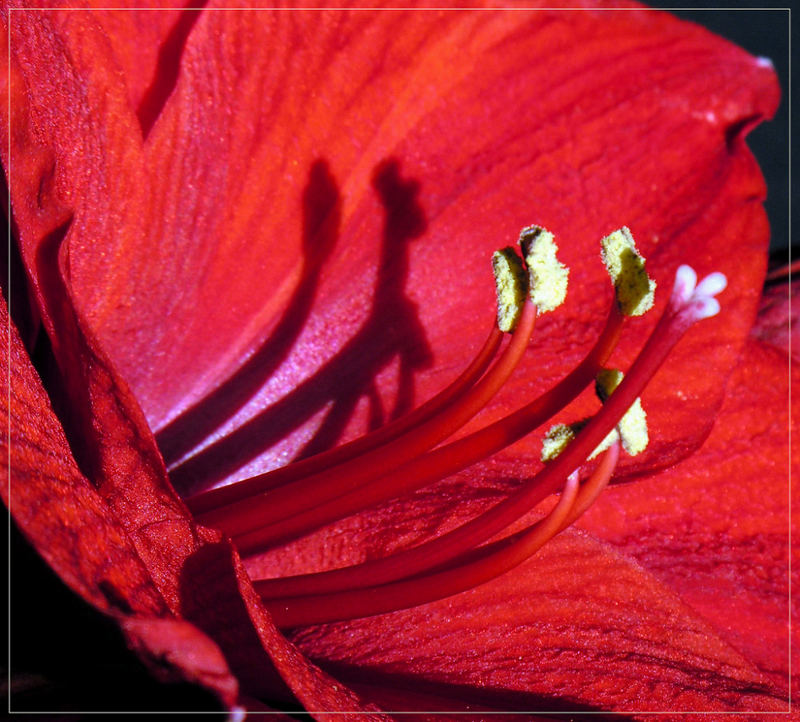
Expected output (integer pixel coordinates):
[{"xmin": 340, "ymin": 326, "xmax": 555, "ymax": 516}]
[{"xmin": 195, "ymin": 301, "xmax": 536, "ymax": 537}]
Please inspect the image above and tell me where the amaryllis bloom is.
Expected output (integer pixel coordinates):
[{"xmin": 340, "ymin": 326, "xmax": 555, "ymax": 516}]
[{"xmin": 3, "ymin": 2, "xmax": 792, "ymax": 716}]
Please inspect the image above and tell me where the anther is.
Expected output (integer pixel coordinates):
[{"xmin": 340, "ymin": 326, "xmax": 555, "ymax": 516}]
[
  {"xmin": 492, "ymin": 247, "xmax": 528, "ymax": 332},
  {"xmin": 194, "ymin": 226, "xmax": 731, "ymax": 630},
  {"xmin": 541, "ymin": 421, "xmax": 619, "ymax": 462},
  {"xmin": 541, "ymin": 423, "xmax": 579, "ymax": 462},
  {"xmin": 601, "ymin": 227, "xmax": 656, "ymax": 316},
  {"xmin": 245, "ymin": 243, "xmax": 724, "ymax": 627},
  {"xmin": 519, "ymin": 226, "xmax": 569, "ymax": 313},
  {"xmin": 196, "ymin": 248, "xmax": 541, "ymax": 541},
  {"xmin": 595, "ymin": 368, "xmax": 648, "ymax": 456}
]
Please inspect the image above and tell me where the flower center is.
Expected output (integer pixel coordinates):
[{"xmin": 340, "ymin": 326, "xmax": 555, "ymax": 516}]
[{"xmin": 185, "ymin": 226, "xmax": 725, "ymax": 628}]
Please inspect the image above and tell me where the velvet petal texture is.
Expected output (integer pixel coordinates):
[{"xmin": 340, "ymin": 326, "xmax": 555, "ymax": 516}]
[
  {"xmin": 578, "ymin": 339, "xmax": 794, "ymax": 698},
  {"xmin": 4, "ymin": 1, "xmax": 786, "ymax": 715},
  {"xmin": 752, "ymin": 274, "xmax": 800, "ymax": 361}
]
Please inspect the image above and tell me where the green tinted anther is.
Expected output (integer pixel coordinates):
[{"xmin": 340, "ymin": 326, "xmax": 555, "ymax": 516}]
[{"xmin": 492, "ymin": 247, "xmax": 528, "ymax": 332}]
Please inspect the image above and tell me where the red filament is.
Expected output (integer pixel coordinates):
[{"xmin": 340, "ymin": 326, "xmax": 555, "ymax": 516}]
[
  {"xmin": 188, "ymin": 322, "xmax": 503, "ymax": 514},
  {"xmin": 233, "ymin": 303, "xmax": 622, "ymax": 553},
  {"xmin": 185, "ymin": 258, "xmax": 719, "ymax": 627},
  {"xmin": 263, "ymin": 443, "xmax": 619, "ymax": 628},
  {"xmin": 255, "ymin": 442, "xmax": 620, "ymax": 605},
  {"xmin": 194, "ymin": 300, "xmax": 536, "ymax": 538}
]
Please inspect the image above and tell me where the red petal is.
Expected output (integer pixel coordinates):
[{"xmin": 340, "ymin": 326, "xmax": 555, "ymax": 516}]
[
  {"xmin": 3, "ymin": 292, "xmax": 382, "ymax": 711},
  {"xmin": 113, "ymin": 7, "xmax": 782, "ymax": 485},
  {"xmin": 3, "ymin": 5, "xmax": 216, "ymax": 614},
  {"xmin": 247, "ymin": 338, "xmax": 790, "ymax": 710},
  {"xmin": 576, "ymin": 339, "xmax": 794, "ymax": 695},
  {"xmin": 288, "ymin": 530, "xmax": 787, "ymax": 712},
  {"xmin": 5, "ymin": 7, "xmax": 779, "ymax": 491},
  {"xmin": 751, "ymin": 275, "xmax": 800, "ymax": 361},
  {"xmin": 2, "ymin": 3, "xmax": 785, "ymax": 713},
  {"xmin": 3, "ymin": 311, "xmax": 165, "ymax": 617},
  {"xmin": 178, "ymin": 538, "xmax": 388, "ymax": 716},
  {"xmin": 3, "ymin": 8, "xmax": 388, "ymax": 711},
  {"xmin": 2, "ymin": 300, "xmax": 240, "ymax": 707},
  {"xmin": 84, "ymin": 2, "xmax": 206, "ymax": 136},
  {"xmin": 3, "ymin": 7, "xmax": 777, "ymax": 478}
]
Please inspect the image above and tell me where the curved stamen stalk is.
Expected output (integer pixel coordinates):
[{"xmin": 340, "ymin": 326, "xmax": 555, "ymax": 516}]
[
  {"xmin": 556, "ymin": 438, "xmax": 620, "ymax": 531},
  {"xmin": 234, "ymin": 301, "xmax": 623, "ymax": 553},
  {"xmin": 256, "ymin": 262, "xmax": 724, "ymax": 626},
  {"xmin": 192, "ymin": 227, "xmax": 565, "ymax": 532},
  {"xmin": 180, "ymin": 224, "xmax": 722, "ymax": 630},
  {"xmin": 187, "ymin": 322, "xmax": 503, "ymax": 514},
  {"xmin": 264, "ymin": 467, "xmax": 583, "ymax": 628},
  {"xmin": 255, "ymin": 442, "xmax": 620, "ymax": 602},
  {"xmin": 195, "ymin": 298, "xmax": 537, "ymax": 536}
]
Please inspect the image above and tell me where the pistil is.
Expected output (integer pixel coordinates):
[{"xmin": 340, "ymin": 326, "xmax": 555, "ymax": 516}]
[
  {"xmin": 255, "ymin": 443, "xmax": 620, "ymax": 604},
  {"xmin": 232, "ymin": 301, "xmax": 621, "ymax": 553},
  {"xmin": 264, "ymin": 443, "xmax": 620, "ymax": 628}
]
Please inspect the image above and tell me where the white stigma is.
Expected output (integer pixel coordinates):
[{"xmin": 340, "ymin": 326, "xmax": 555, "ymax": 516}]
[
  {"xmin": 671, "ymin": 264, "xmax": 727, "ymax": 320},
  {"xmin": 672, "ymin": 265, "xmax": 697, "ymax": 304},
  {"xmin": 695, "ymin": 271, "xmax": 727, "ymax": 298}
]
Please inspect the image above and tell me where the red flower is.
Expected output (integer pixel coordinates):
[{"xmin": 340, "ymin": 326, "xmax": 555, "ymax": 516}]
[{"xmin": 3, "ymin": 2, "xmax": 791, "ymax": 715}]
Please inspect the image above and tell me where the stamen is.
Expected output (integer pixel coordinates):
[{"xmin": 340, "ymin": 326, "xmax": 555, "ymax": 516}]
[
  {"xmin": 263, "ymin": 468, "xmax": 581, "ymax": 627},
  {"xmin": 541, "ymin": 365, "xmax": 650, "ymax": 463},
  {"xmin": 492, "ymin": 247, "xmax": 527, "ymax": 332},
  {"xmin": 256, "ymin": 441, "xmax": 620, "ymax": 605},
  {"xmin": 558, "ymin": 440, "xmax": 620, "ymax": 529},
  {"xmin": 256, "ymin": 265, "xmax": 723, "ymax": 624},
  {"xmin": 541, "ymin": 423, "xmax": 579, "ymax": 462},
  {"xmin": 232, "ymin": 301, "xmax": 621, "ymax": 553},
  {"xmin": 519, "ymin": 226, "xmax": 569, "ymax": 313},
  {"xmin": 541, "ymin": 421, "xmax": 618, "ymax": 462},
  {"xmin": 595, "ymin": 368, "xmax": 648, "ymax": 456},
  {"xmin": 263, "ymin": 442, "xmax": 621, "ymax": 627},
  {"xmin": 600, "ymin": 227, "xmax": 656, "ymax": 316},
  {"xmin": 196, "ymin": 231, "xmax": 570, "ymax": 541},
  {"xmin": 195, "ymin": 298, "xmax": 537, "ymax": 538},
  {"xmin": 187, "ymin": 322, "xmax": 503, "ymax": 514},
  {"xmin": 546, "ymin": 266, "xmax": 726, "ymax": 474},
  {"xmin": 181, "ymin": 227, "xmax": 723, "ymax": 629}
]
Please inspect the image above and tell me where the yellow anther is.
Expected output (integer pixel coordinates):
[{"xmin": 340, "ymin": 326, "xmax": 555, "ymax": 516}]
[
  {"xmin": 595, "ymin": 368, "xmax": 649, "ymax": 455},
  {"xmin": 541, "ymin": 423, "xmax": 575, "ymax": 462},
  {"xmin": 492, "ymin": 247, "xmax": 528, "ymax": 332},
  {"xmin": 519, "ymin": 226, "xmax": 569, "ymax": 313},
  {"xmin": 541, "ymin": 421, "xmax": 618, "ymax": 462},
  {"xmin": 600, "ymin": 227, "xmax": 656, "ymax": 316}
]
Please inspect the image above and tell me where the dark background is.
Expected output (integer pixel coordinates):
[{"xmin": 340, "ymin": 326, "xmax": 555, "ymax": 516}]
[{"xmin": 650, "ymin": 4, "xmax": 791, "ymax": 255}]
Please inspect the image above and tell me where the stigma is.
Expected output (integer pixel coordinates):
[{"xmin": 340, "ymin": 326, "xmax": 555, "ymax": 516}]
[{"xmin": 185, "ymin": 226, "xmax": 726, "ymax": 628}]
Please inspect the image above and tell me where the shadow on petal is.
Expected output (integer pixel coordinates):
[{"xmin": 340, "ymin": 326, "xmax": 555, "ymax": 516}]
[{"xmin": 169, "ymin": 157, "xmax": 433, "ymax": 495}]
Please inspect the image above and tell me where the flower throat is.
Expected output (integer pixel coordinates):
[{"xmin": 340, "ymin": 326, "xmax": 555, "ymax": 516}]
[{"xmin": 186, "ymin": 226, "xmax": 726, "ymax": 628}]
